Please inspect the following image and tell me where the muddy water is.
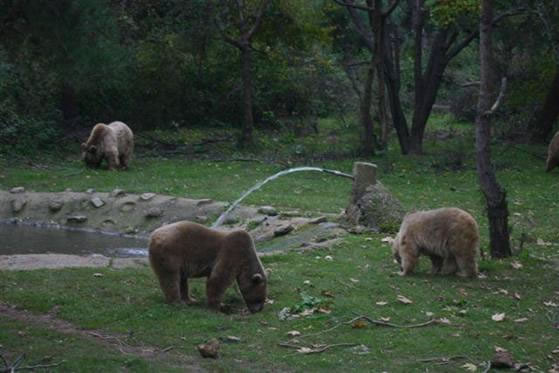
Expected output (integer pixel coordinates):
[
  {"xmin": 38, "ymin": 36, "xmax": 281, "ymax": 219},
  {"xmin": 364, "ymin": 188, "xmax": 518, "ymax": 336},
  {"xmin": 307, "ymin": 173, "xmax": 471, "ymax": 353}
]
[{"xmin": 0, "ymin": 223, "xmax": 148, "ymax": 257}]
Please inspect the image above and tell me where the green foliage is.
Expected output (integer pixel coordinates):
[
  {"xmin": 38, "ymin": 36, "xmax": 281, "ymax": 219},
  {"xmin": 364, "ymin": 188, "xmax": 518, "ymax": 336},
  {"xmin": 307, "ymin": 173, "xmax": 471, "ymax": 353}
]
[{"xmin": 427, "ymin": 0, "xmax": 479, "ymax": 27}]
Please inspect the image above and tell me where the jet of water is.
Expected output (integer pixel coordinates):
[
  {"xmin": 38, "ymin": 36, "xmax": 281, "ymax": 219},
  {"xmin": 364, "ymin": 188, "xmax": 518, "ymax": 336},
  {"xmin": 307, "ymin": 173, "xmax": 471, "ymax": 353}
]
[{"xmin": 212, "ymin": 166, "xmax": 353, "ymax": 228}]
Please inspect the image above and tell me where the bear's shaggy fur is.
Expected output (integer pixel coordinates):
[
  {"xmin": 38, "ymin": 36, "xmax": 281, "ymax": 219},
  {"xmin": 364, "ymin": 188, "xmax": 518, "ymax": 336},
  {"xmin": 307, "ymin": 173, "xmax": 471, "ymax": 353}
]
[
  {"xmin": 81, "ymin": 121, "xmax": 134, "ymax": 170},
  {"xmin": 148, "ymin": 221, "xmax": 267, "ymax": 313},
  {"xmin": 391, "ymin": 207, "xmax": 480, "ymax": 278},
  {"xmin": 546, "ymin": 131, "xmax": 559, "ymax": 172}
]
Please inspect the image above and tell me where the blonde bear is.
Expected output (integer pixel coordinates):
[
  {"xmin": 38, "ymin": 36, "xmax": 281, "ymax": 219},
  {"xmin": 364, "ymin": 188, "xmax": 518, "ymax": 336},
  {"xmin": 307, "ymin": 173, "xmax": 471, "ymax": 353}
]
[
  {"xmin": 391, "ymin": 207, "xmax": 480, "ymax": 278},
  {"xmin": 546, "ymin": 130, "xmax": 559, "ymax": 172},
  {"xmin": 149, "ymin": 221, "xmax": 267, "ymax": 313},
  {"xmin": 81, "ymin": 121, "xmax": 134, "ymax": 170}
]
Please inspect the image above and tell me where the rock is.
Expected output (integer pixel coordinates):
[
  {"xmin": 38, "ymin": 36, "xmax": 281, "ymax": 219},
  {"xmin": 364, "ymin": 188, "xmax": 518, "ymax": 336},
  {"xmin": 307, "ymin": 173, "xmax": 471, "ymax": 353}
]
[
  {"xmin": 197, "ymin": 339, "xmax": 220, "ymax": 359},
  {"xmin": 280, "ymin": 210, "xmax": 301, "ymax": 218},
  {"xmin": 11, "ymin": 199, "xmax": 27, "ymax": 213},
  {"xmin": 110, "ymin": 189, "xmax": 126, "ymax": 198},
  {"xmin": 491, "ymin": 351, "xmax": 514, "ymax": 369},
  {"xmin": 64, "ymin": 188, "xmax": 73, "ymax": 192},
  {"xmin": 345, "ymin": 182, "xmax": 405, "ymax": 233},
  {"xmin": 9, "ymin": 187, "xmax": 25, "ymax": 194},
  {"xmin": 309, "ymin": 216, "xmax": 327, "ymax": 224},
  {"xmin": 145, "ymin": 207, "xmax": 163, "ymax": 218},
  {"xmin": 101, "ymin": 219, "xmax": 116, "ymax": 227},
  {"xmin": 258, "ymin": 206, "xmax": 278, "ymax": 216},
  {"xmin": 223, "ymin": 216, "xmax": 240, "ymax": 225},
  {"xmin": 195, "ymin": 215, "xmax": 208, "ymax": 223},
  {"xmin": 274, "ymin": 224, "xmax": 294, "ymax": 237},
  {"xmin": 125, "ymin": 226, "xmax": 138, "ymax": 234},
  {"xmin": 48, "ymin": 200, "xmax": 64, "ymax": 212},
  {"xmin": 119, "ymin": 201, "xmax": 136, "ymax": 212},
  {"xmin": 90, "ymin": 197, "xmax": 105, "ymax": 208},
  {"xmin": 140, "ymin": 193, "xmax": 156, "ymax": 201},
  {"xmin": 196, "ymin": 199, "xmax": 214, "ymax": 206},
  {"xmin": 86, "ymin": 188, "xmax": 95, "ymax": 194},
  {"xmin": 67, "ymin": 216, "xmax": 87, "ymax": 224}
]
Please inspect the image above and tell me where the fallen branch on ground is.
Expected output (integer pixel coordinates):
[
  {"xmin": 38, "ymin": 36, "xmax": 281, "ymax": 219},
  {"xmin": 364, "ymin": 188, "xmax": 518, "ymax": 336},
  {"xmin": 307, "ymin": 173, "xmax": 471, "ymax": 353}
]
[
  {"xmin": 279, "ymin": 342, "xmax": 359, "ymax": 355},
  {"xmin": 348, "ymin": 315, "xmax": 438, "ymax": 328},
  {"xmin": 418, "ymin": 355, "xmax": 469, "ymax": 365},
  {"xmin": 0, "ymin": 353, "xmax": 65, "ymax": 373}
]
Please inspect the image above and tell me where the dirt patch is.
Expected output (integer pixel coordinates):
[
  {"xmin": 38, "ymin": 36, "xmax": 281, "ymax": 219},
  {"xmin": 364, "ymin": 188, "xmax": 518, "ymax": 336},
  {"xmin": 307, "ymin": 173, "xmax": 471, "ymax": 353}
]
[
  {"xmin": 0, "ymin": 302, "xmax": 203, "ymax": 371},
  {"xmin": 0, "ymin": 254, "xmax": 149, "ymax": 271}
]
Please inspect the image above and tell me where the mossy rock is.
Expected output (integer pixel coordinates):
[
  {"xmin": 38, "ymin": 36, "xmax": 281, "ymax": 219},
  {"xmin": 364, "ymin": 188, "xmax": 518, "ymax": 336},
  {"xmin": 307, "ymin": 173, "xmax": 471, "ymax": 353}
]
[{"xmin": 345, "ymin": 182, "xmax": 405, "ymax": 233}]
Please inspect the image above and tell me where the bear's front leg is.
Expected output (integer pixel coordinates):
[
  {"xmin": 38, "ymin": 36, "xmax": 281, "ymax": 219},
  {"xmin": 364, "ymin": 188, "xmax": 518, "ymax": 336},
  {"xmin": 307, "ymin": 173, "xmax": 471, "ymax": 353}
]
[
  {"xmin": 206, "ymin": 271, "xmax": 235, "ymax": 312},
  {"xmin": 180, "ymin": 271, "xmax": 197, "ymax": 305},
  {"xmin": 429, "ymin": 255, "xmax": 444, "ymax": 274},
  {"xmin": 106, "ymin": 151, "xmax": 120, "ymax": 170},
  {"xmin": 439, "ymin": 256, "xmax": 458, "ymax": 275}
]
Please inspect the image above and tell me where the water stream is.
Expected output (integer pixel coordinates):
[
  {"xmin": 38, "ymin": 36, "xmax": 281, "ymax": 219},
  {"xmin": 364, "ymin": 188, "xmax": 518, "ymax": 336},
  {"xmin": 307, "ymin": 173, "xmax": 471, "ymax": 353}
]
[{"xmin": 212, "ymin": 166, "xmax": 353, "ymax": 228}]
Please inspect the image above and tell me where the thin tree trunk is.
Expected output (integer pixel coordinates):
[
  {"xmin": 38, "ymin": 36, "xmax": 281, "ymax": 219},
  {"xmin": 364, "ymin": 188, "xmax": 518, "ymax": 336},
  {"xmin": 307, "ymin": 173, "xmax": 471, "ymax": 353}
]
[
  {"xmin": 360, "ymin": 57, "xmax": 376, "ymax": 155},
  {"xmin": 529, "ymin": 68, "xmax": 559, "ymax": 143},
  {"xmin": 239, "ymin": 45, "xmax": 254, "ymax": 147},
  {"xmin": 476, "ymin": 0, "xmax": 511, "ymax": 258}
]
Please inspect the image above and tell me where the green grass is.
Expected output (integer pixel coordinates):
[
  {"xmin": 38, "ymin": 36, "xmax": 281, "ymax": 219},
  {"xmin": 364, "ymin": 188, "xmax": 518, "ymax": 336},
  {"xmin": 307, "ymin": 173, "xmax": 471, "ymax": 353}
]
[{"xmin": 1, "ymin": 115, "xmax": 558, "ymax": 371}]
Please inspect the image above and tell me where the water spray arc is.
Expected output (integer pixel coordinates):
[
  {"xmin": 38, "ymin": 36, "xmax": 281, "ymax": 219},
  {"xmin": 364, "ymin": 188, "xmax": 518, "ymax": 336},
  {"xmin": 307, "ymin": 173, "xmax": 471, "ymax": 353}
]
[{"xmin": 212, "ymin": 167, "xmax": 353, "ymax": 228}]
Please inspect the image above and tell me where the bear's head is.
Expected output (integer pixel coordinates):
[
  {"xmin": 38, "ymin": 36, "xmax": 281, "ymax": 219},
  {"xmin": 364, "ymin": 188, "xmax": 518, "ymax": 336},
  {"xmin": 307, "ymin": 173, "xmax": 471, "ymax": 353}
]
[
  {"xmin": 228, "ymin": 230, "xmax": 267, "ymax": 313},
  {"xmin": 391, "ymin": 233, "xmax": 403, "ymax": 271},
  {"xmin": 238, "ymin": 271, "xmax": 267, "ymax": 313},
  {"xmin": 81, "ymin": 143, "xmax": 102, "ymax": 168}
]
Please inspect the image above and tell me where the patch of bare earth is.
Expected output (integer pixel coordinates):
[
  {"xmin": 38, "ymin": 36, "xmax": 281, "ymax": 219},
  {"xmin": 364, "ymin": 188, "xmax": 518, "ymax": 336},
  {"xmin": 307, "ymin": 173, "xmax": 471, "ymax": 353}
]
[{"xmin": 0, "ymin": 302, "xmax": 203, "ymax": 371}]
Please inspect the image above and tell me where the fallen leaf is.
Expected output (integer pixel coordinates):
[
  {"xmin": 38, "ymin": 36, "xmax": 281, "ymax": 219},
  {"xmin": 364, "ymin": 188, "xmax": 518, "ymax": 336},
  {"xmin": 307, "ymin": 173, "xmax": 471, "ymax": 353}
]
[
  {"xmin": 495, "ymin": 346, "xmax": 507, "ymax": 352},
  {"xmin": 321, "ymin": 290, "xmax": 335, "ymax": 298},
  {"xmin": 300, "ymin": 308, "xmax": 315, "ymax": 317},
  {"xmin": 514, "ymin": 318, "xmax": 528, "ymax": 323},
  {"xmin": 511, "ymin": 261, "xmax": 523, "ymax": 269},
  {"xmin": 380, "ymin": 317, "xmax": 391, "ymax": 322},
  {"xmin": 265, "ymin": 298, "xmax": 275, "ymax": 304},
  {"xmin": 461, "ymin": 362, "xmax": 477, "ymax": 371},
  {"xmin": 349, "ymin": 278, "xmax": 360, "ymax": 283},
  {"xmin": 93, "ymin": 273, "xmax": 103, "ymax": 277},
  {"xmin": 287, "ymin": 330, "xmax": 301, "ymax": 337},
  {"xmin": 324, "ymin": 255, "xmax": 333, "ymax": 261},
  {"xmin": 544, "ymin": 301, "xmax": 559, "ymax": 307},
  {"xmin": 317, "ymin": 307, "xmax": 331, "ymax": 314},
  {"xmin": 397, "ymin": 295, "xmax": 413, "ymax": 304},
  {"xmin": 552, "ymin": 348, "xmax": 559, "ymax": 354},
  {"xmin": 425, "ymin": 311, "xmax": 434, "ymax": 317},
  {"xmin": 513, "ymin": 293, "xmax": 521, "ymax": 300},
  {"xmin": 492, "ymin": 313, "xmax": 506, "ymax": 322},
  {"xmin": 365, "ymin": 237, "xmax": 373, "ymax": 241},
  {"xmin": 303, "ymin": 280, "xmax": 311, "ymax": 285},
  {"xmin": 375, "ymin": 301, "xmax": 388, "ymax": 306},
  {"xmin": 537, "ymin": 238, "xmax": 552, "ymax": 246},
  {"xmin": 352, "ymin": 319, "xmax": 368, "ymax": 329},
  {"xmin": 381, "ymin": 236, "xmax": 394, "ymax": 244},
  {"xmin": 498, "ymin": 288, "xmax": 509, "ymax": 295},
  {"xmin": 438, "ymin": 318, "xmax": 451, "ymax": 325}
]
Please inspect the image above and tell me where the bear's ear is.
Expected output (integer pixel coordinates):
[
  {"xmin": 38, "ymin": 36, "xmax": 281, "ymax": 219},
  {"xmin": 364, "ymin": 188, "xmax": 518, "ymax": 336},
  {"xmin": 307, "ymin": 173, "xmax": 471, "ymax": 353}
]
[
  {"xmin": 251, "ymin": 273, "xmax": 264, "ymax": 284},
  {"xmin": 80, "ymin": 143, "xmax": 87, "ymax": 151}
]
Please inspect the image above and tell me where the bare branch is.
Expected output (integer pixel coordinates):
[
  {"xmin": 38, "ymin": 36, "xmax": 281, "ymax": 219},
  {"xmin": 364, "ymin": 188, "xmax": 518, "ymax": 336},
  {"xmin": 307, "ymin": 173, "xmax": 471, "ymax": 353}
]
[
  {"xmin": 383, "ymin": 0, "xmax": 401, "ymax": 18},
  {"xmin": 247, "ymin": 0, "xmax": 271, "ymax": 40},
  {"xmin": 484, "ymin": 77, "xmax": 507, "ymax": 116},
  {"xmin": 347, "ymin": 315, "xmax": 438, "ymax": 328}
]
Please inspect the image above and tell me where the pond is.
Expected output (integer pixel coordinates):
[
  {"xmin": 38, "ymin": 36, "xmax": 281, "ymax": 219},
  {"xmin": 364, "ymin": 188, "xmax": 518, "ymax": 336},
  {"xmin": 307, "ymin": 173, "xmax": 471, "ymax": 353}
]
[{"xmin": 0, "ymin": 222, "xmax": 148, "ymax": 258}]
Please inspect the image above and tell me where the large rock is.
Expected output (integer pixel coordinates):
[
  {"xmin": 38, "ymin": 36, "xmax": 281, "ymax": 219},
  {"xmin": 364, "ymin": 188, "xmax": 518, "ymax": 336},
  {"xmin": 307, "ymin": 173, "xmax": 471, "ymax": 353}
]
[{"xmin": 345, "ymin": 162, "xmax": 404, "ymax": 232}]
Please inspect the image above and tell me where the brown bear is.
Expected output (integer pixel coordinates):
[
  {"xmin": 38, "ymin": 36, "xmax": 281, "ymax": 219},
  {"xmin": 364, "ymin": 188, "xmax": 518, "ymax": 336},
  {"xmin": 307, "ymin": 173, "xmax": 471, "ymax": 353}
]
[
  {"xmin": 546, "ymin": 130, "xmax": 559, "ymax": 172},
  {"xmin": 148, "ymin": 221, "xmax": 267, "ymax": 313},
  {"xmin": 391, "ymin": 207, "xmax": 480, "ymax": 278},
  {"xmin": 81, "ymin": 121, "xmax": 134, "ymax": 170}
]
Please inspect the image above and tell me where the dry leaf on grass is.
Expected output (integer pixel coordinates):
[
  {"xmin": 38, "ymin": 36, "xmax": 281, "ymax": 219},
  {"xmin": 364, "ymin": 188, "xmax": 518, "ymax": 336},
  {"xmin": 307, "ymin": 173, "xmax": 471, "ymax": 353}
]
[
  {"xmin": 511, "ymin": 261, "xmax": 523, "ymax": 269},
  {"xmin": 352, "ymin": 319, "xmax": 368, "ymax": 329},
  {"xmin": 375, "ymin": 301, "xmax": 388, "ymax": 306},
  {"xmin": 492, "ymin": 313, "xmax": 506, "ymax": 322},
  {"xmin": 514, "ymin": 317, "xmax": 528, "ymax": 323},
  {"xmin": 287, "ymin": 330, "xmax": 301, "ymax": 337},
  {"xmin": 461, "ymin": 362, "xmax": 477, "ymax": 371},
  {"xmin": 397, "ymin": 295, "xmax": 413, "ymax": 304}
]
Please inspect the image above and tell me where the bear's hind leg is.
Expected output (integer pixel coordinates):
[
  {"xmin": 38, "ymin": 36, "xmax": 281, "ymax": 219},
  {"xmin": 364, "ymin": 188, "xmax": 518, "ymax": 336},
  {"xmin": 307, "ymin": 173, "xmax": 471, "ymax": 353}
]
[
  {"xmin": 439, "ymin": 256, "xmax": 458, "ymax": 275},
  {"xmin": 429, "ymin": 255, "xmax": 444, "ymax": 274},
  {"xmin": 180, "ymin": 271, "xmax": 197, "ymax": 305}
]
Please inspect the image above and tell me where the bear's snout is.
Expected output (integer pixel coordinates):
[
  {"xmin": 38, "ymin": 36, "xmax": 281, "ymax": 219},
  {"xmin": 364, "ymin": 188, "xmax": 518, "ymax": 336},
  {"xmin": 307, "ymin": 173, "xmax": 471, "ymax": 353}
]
[{"xmin": 247, "ymin": 302, "xmax": 264, "ymax": 313}]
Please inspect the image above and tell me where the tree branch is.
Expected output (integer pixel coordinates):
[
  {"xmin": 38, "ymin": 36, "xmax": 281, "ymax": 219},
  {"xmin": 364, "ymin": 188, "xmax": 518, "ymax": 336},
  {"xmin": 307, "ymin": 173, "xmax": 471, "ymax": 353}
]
[
  {"xmin": 247, "ymin": 0, "xmax": 270, "ymax": 40},
  {"xmin": 332, "ymin": 0, "xmax": 374, "ymax": 12},
  {"xmin": 382, "ymin": 0, "xmax": 401, "ymax": 18},
  {"xmin": 484, "ymin": 77, "xmax": 507, "ymax": 116}
]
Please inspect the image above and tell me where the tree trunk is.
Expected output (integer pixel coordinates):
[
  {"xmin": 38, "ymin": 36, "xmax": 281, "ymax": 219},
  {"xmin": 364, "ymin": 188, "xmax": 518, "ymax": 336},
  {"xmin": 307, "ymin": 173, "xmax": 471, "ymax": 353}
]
[
  {"xmin": 529, "ymin": 68, "xmax": 559, "ymax": 143},
  {"xmin": 476, "ymin": 0, "xmax": 511, "ymax": 258},
  {"xmin": 384, "ymin": 25, "xmax": 410, "ymax": 154},
  {"xmin": 360, "ymin": 58, "xmax": 376, "ymax": 155},
  {"xmin": 239, "ymin": 44, "xmax": 254, "ymax": 147}
]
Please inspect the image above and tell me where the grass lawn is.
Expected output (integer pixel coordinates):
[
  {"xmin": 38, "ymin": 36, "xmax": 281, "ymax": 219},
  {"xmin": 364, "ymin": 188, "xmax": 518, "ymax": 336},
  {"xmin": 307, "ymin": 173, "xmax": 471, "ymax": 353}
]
[{"xmin": 0, "ymin": 116, "xmax": 558, "ymax": 371}]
